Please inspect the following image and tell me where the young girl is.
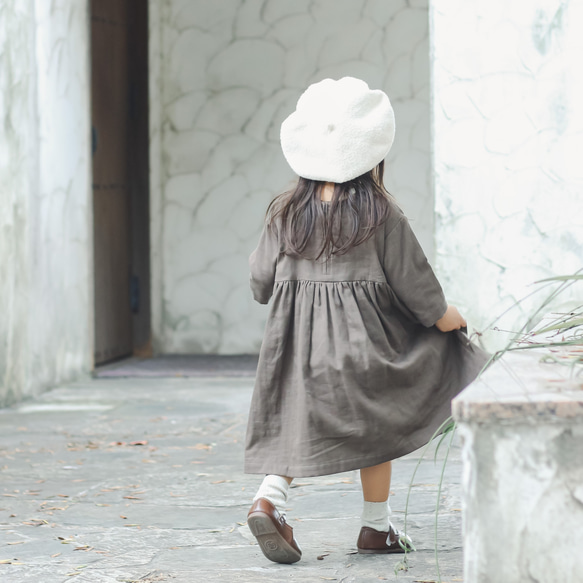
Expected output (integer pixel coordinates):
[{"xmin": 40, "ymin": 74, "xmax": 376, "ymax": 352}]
[{"xmin": 244, "ymin": 77, "xmax": 489, "ymax": 564}]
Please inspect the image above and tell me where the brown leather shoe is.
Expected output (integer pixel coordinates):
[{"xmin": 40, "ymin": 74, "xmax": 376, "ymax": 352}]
[
  {"xmin": 247, "ymin": 498, "xmax": 302, "ymax": 564},
  {"xmin": 357, "ymin": 524, "xmax": 415, "ymax": 554}
]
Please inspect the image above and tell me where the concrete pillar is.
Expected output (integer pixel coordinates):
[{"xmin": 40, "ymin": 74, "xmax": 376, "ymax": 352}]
[
  {"xmin": 0, "ymin": 0, "xmax": 92, "ymax": 405},
  {"xmin": 453, "ymin": 351, "xmax": 583, "ymax": 582}
]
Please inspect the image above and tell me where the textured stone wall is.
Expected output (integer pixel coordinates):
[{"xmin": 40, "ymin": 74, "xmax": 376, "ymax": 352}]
[
  {"xmin": 432, "ymin": 0, "xmax": 583, "ymax": 350},
  {"xmin": 150, "ymin": 0, "xmax": 432, "ymax": 354},
  {"xmin": 0, "ymin": 0, "xmax": 92, "ymax": 406}
]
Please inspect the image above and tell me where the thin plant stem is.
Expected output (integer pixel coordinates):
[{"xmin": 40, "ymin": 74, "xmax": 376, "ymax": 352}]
[
  {"xmin": 396, "ymin": 416, "xmax": 454, "ymax": 576},
  {"xmin": 490, "ymin": 273, "xmax": 582, "ymax": 362},
  {"xmin": 475, "ymin": 280, "xmax": 557, "ymax": 337},
  {"xmin": 434, "ymin": 425, "xmax": 456, "ymax": 583},
  {"xmin": 402, "ymin": 416, "xmax": 454, "ymax": 537}
]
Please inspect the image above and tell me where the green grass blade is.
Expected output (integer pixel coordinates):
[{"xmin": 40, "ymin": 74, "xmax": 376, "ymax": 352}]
[
  {"xmin": 433, "ymin": 419, "xmax": 456, "ymax": 464},
  {"xmin": 534, "ymin": 317, "xmax": 583, "ymax": 334},
  {"xmin": 535, "ymin": 275, "xmax": 583, "ymax": 283}
]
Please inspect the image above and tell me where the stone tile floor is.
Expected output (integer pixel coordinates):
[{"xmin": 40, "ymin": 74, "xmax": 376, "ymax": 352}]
[{"xmin": 0, "ymin": 377, "xmax": 464, "ymax": 582}]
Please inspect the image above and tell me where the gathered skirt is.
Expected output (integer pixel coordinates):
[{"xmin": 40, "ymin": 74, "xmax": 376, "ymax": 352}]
[{"xmin": 244, "ymin": 278, "xmax": 489, "ymax": 477}]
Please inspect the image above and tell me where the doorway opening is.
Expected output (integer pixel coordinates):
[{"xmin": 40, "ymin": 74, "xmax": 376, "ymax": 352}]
[{"xmin": 90, "ymin": 0, "xmax": 151, "ymax": 365}]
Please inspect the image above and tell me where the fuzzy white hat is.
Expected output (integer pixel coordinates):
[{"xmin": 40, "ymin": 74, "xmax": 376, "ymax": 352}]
[{"xmin": 280, "ymin": 77, "xmax": 395, "ymax": 183}]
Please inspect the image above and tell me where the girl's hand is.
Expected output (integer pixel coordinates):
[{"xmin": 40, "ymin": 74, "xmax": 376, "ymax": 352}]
[{"xmin": 435, "ymin": 305, "xmax": 467, "ymax": 332}]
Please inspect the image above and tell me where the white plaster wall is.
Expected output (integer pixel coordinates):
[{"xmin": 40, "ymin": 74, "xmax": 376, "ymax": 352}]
[
  {"xmin": 150, "ymin": 0, "xmax": 432, "ymax": 354},
  {"xmin": 432, "ymin": 0, "xmax": 583, "ymax": 350},
  {"xmin": 0, "ymin": 0, "xmax": 92, "ymax": 406}
]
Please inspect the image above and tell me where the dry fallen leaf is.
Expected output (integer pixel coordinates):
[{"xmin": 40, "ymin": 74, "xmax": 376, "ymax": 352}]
[{"xmin": 23, "ymin": 519, "xmax": 48, "ymax": 527}]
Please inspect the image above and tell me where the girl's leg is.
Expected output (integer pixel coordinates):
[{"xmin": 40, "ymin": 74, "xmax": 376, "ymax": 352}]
[
  {"xmin": 253, "ymin": 475, "xmax": 293, "ymax": 512},
  {"xmin": 249, "ymin": 475, "xmax": 301, "ymax": 564},
  {"xmin": 360, "ymin": 461, "xmax": 392, "ymax": 502},
  {"xmin": 360, "ymin": 461, "xmax": 392, "ymax": 532}
]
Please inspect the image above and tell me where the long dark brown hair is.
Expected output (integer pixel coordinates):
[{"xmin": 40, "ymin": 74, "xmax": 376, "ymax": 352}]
[{"xmin": 266, "ymin": 161, "xmax": 392, "ymax": 260}]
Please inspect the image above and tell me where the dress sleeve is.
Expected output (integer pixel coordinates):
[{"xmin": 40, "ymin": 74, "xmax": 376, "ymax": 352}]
[
  {"xmin": 382, "ymin": 217, "xmax": 448, "ymax": 327},
  {"xmin": 249, "ymin": 221, "xmax": 280, "ymax": 304}
]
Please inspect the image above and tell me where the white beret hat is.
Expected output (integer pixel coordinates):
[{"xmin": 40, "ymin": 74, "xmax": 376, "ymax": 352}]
[{"xmin": 280, "ymin": 77, "xmax": 395, "ymax": 183}]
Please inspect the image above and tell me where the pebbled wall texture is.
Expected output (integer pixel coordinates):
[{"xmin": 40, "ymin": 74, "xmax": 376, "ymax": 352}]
[
  {"xmin": 0, "ymin": 0, "xmax": 92, "ymax": 406},
  {"xmin": 149, "ymin": 0, "xmax": 433, "ymax": 354},
  {"xmin": 432, "ymin": 0, "xmax": 583, "ymax": 351}
]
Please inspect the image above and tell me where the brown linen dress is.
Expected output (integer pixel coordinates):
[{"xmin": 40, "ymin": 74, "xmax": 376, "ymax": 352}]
[{"xmin": 245, "ymin": 198, "xmax": 490, "ymax": 478}]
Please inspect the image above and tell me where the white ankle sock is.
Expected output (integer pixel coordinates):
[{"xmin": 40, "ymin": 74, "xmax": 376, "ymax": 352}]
[
  {"xmin": 361, "ymin": 500, "xmax": 391, "ymax": 532},
  {"xmin": 253, "ymin": 475, "xmax": 290, "ymax": 512}
]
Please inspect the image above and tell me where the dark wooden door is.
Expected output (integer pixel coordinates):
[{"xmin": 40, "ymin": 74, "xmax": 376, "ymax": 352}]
[{"xmin": 91, "ymin": 0, "xmax": 133, "ymax": 364}]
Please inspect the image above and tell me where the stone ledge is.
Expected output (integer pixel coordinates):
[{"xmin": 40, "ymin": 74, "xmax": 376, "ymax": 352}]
[{"xmin": 452, "ymin": 349, "xmax": 583, "ymax": 423}]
